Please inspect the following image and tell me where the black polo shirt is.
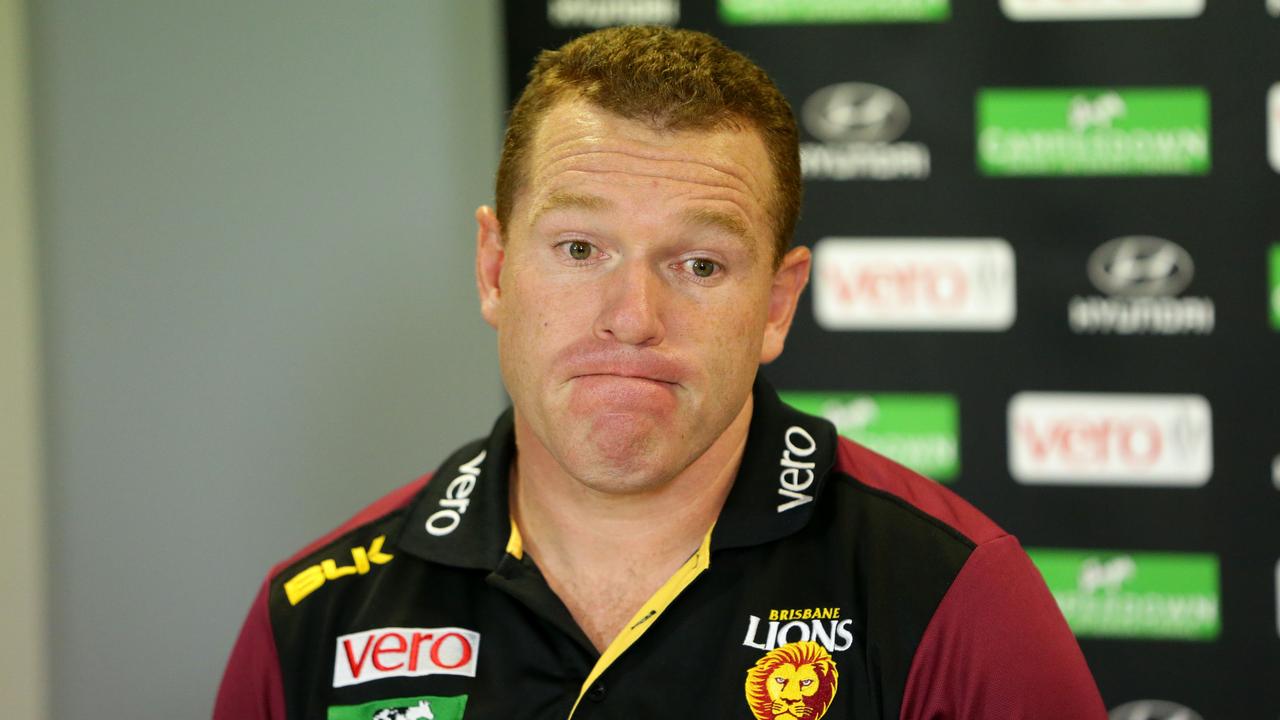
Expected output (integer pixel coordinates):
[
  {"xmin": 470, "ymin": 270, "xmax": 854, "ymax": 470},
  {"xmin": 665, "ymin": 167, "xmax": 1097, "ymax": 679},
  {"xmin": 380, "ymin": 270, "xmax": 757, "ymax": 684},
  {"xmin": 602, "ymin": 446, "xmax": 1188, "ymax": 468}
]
[{"xmin": 214, "ymin": 378, "xmax": 1106, "ymax": 719}]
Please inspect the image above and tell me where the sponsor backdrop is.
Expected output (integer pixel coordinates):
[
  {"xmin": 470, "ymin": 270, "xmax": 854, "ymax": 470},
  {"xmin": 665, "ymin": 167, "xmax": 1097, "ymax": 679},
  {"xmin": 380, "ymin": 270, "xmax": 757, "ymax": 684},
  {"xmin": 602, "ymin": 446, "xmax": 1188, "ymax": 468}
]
[{"xmin": 503, "ymin": 1, "xmax": 1280, "ymax": 716}]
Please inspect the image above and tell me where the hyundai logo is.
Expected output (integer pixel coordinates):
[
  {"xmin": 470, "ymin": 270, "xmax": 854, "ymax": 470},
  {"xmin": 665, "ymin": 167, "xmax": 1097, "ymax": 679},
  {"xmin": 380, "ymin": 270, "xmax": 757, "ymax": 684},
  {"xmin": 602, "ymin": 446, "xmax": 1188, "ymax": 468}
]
[
  {"xmin": 1087, "ymin": 236, "xmax": 1195, "ymax": 298},
  {"xmin": 1109, "ymin": 699, "xmax": 1203, "ymax": 720},
  {"xmin": 801, "ymin": 82, "xmax": 911, "ymax": 143}
]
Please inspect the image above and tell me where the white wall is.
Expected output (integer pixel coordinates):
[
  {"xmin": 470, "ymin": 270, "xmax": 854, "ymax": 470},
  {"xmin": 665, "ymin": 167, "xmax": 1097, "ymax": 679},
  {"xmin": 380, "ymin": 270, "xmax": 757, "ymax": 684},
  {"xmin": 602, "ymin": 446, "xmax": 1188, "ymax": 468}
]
[
  {"xmin": 28, "ymin": 2, "xmax": 505, "ymax": 715},
  {"xmin": 1, "ymin": 0, "xmax": 48, "ymax": 715}
]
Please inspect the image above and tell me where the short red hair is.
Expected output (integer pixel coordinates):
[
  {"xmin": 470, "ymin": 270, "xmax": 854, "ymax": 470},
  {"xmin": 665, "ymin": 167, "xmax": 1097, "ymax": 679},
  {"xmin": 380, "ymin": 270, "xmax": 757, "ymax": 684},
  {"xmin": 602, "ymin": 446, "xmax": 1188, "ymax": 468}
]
[{"xmin": 495, "ymin": 26, "xmax": 801, "ymax": 266}]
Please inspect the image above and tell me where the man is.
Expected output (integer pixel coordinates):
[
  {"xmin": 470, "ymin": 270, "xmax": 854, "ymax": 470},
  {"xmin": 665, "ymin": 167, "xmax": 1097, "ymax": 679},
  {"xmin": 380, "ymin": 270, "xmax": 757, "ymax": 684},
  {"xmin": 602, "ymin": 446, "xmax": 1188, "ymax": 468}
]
[{"xmin": 215, "ymin": 26, "xmax": 1107, "ymax": 720}]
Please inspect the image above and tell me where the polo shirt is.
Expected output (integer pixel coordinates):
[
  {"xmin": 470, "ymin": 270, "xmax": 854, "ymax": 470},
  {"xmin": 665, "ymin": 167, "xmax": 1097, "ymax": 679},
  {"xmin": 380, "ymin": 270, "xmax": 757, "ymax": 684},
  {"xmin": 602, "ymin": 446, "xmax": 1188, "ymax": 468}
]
[{"xmin": 214, "ymin": 377, "xmax": 1107, "ymax": 719}]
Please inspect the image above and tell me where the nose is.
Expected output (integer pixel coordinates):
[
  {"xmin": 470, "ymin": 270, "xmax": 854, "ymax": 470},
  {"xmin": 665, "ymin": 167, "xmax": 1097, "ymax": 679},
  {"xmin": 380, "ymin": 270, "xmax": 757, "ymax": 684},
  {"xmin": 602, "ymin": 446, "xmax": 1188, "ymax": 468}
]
[{"xmin": 593, "ymin": 259, "xmax": 666, "ymax": 347}]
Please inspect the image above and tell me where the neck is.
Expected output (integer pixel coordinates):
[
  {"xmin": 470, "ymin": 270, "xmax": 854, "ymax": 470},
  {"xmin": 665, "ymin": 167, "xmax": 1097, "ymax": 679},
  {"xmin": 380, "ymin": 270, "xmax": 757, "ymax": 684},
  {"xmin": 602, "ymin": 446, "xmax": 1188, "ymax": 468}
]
[{"xmin": 510, "ymin": 395, "xmax": 753, "ymax": 592}]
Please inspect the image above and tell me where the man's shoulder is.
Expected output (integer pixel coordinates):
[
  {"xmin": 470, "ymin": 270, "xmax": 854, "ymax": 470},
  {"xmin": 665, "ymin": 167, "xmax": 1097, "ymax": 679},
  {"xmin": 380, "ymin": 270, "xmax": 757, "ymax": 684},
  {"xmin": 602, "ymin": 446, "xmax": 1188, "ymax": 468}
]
[
  {"xmin": 264, "ymin": 473, "xmax": 432, "ymax": 593},
  {"xmin": 827, "ymin": 435, "xmax": 1007, "ymax": 549}
]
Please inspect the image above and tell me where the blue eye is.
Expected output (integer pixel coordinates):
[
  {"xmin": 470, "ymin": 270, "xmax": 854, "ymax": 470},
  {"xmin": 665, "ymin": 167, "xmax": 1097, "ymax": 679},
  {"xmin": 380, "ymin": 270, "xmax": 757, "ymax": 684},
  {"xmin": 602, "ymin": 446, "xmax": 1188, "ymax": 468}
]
[{"xmin": 688, "ymin": 258, "xmax": 718, "ymax": 278}]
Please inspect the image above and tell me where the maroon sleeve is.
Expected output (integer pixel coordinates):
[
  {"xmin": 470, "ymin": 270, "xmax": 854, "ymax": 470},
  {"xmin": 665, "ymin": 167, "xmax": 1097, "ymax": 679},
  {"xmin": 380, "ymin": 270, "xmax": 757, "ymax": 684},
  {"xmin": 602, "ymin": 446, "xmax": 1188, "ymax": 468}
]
[
  {"xmin": 900, "ymin": 535, "xmax": 1107, "ymax": 720},
  {"xmin": 213, "ymin": 577, "xmax": 286, "ymax": 720}
]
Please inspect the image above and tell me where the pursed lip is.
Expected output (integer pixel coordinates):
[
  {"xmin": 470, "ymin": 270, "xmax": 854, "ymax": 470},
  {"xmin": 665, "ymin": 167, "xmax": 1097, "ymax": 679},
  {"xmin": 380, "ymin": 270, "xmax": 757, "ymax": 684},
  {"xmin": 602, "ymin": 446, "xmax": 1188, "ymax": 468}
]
[
  {"xmin": 559, "ymin": 347, "xmax": 688, "ymax": 387},
  {"xmin": 573, "ymin": 370, "xmax": 678, "ymax": 385}
]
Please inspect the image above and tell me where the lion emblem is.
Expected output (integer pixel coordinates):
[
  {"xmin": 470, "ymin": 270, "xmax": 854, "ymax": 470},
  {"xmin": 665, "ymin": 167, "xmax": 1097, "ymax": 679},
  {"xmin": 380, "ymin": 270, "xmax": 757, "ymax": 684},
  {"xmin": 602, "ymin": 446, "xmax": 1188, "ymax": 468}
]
[{"xmin": 744, "ymin": 641, "xmax": 839, "ymax": 720}]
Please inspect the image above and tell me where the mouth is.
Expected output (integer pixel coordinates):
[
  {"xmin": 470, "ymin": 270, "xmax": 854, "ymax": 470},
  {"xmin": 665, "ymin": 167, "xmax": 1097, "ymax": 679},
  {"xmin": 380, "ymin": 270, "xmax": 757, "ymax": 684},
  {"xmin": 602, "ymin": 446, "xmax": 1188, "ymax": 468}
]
[
  {"xmin": 572, "ymin": 372, "xmax": 677, "ymax": 386},
  {"xmin": 554, "ymin": 341, "xmax": 691, "ymax": 402},
  {"xmin": 562, "ymin": 350, "xmax": 687, "ymax": 388},
  {"xmin": 564, "ymin": 365, "xmax": 684, "ymax": 411},
  {"xmin": 569, "ymin": 374, "xmax": 680, "ymax": 399}
]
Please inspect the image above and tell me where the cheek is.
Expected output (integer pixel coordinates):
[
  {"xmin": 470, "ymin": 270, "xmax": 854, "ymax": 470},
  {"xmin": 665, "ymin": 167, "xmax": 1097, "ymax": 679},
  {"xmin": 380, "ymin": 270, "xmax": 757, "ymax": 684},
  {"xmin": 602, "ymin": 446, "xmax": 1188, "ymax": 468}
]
[
  {"xmin": 499, "ymin": 272, "xmax": 592, "ymax": 359},
  {"xmin": 688, "ymin": 288, "xmax": 771, "ymax": 355},
  {"xmin": 497, "ymin": 273, "xmax": 549, "ymax": 380}
]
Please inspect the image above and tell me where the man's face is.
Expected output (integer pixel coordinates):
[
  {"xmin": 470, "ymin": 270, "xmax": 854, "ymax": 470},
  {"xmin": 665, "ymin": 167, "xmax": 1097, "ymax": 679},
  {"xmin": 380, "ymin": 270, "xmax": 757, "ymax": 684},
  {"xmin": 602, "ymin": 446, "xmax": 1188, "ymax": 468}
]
[{"xmin": 476, "ymin": 97, "xmax": 809, "ymax": 494}]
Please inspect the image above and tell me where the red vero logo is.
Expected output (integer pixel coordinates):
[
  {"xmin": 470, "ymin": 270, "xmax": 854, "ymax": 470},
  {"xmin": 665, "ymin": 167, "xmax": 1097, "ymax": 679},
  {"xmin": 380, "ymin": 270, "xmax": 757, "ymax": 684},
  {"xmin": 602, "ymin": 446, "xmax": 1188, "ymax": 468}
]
[
  {"xmin": 821, "ymin": 262, "xmax": 969, "ymax": 310},
  {"xmin": 812, "ymin": 239, "xmax": 1015, "ymax": 331},
  {"xmin": 1007, "ymin": 393, "xmax": 1212, "ymax": 486},
  {"xmin": 1017, "ymin": 416, "xmax": 1163, "ymax": 468},
  {"xmin": 332, "ymin": 626, "xmax": 480, "ymax": 688}
]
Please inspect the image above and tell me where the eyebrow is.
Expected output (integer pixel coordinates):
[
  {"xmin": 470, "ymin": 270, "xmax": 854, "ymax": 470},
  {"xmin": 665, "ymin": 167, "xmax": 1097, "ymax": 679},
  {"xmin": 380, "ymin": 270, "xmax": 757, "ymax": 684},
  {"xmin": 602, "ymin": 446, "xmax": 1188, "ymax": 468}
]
[
  {"xmin": 530, "ymin": 190, "xmax": 757, "ymax": 259},
  {"xmin": 679, "ymin": 207, "xmax": 756, "ymax": 259},
  {"xmin": 530, "ymin": 191, "xmax": 613, "ymax": 228}
]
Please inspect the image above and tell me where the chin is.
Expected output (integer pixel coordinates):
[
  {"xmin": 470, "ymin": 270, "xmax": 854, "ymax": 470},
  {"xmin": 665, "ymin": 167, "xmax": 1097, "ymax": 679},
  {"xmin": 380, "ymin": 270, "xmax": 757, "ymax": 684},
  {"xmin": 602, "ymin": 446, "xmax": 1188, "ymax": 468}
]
[
  {"xmin": 575, "ymin": 470, "xmax": 671, "ymax": 497},
  {"xmin": 560, "ymin": 436, "xmax": 680, "ymax": 496},
  {"xmin": 573, "ymin": 468, "xmax": 665, "ymax": 497}
]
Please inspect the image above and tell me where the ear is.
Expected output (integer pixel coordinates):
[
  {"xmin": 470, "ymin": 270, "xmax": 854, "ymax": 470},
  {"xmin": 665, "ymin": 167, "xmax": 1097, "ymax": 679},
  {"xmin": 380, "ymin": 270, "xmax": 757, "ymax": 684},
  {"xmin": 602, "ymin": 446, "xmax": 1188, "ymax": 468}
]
[
  {"xmin": 475, "ymin": 205, "xmax": 505, "ymax": 328},
  {"xmin": 759, "ymin": 246, "xmax": 811, "ymax": 364}
]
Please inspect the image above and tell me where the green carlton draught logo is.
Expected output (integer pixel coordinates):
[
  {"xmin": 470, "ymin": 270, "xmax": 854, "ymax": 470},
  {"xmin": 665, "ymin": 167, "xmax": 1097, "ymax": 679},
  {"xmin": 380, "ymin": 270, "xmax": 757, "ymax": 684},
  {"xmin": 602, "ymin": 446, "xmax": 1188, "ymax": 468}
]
[
  {"xmin": 328, "ymin": 694, "xmax": 467, "ymax": 720},
  {"xmin": 781, "ymin": 392, "xmax": 959, "ymax": 482},
  {"xmin": 1269, "ymin": 244, "xmax": 1280, "ymax": 331},
  {"xmin": 720, "ymin": 0, "xmax": 949, "ymax": 24},
  {"xmin": 977, "ymin": 88, "xmax": 1210, "ymax": 176},
  {"xmin": 1028, "ymin": 549, "xmax": 1220, "ymax": 640}
]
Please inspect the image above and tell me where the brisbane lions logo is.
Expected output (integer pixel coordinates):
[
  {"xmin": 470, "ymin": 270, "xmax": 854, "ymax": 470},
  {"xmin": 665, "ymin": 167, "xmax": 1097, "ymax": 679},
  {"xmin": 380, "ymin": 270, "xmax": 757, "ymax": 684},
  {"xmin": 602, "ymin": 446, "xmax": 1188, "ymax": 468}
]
[{"xmin": 744, "ymin": 641, "xmax": 839, "ymax": 720}]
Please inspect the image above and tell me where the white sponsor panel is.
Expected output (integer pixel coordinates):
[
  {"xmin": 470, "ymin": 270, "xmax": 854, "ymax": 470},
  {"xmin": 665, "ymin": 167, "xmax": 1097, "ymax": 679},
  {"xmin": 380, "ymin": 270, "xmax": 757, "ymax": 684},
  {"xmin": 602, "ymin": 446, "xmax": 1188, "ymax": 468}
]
[
  {"xmin": 1269, "ymin": 83, "xmax": 1280, "ymax": 174},
  {"xmin": 813, "ymin": 238, "xmax": 1016, "ymax": 331},
  {"xmin": 1001, "ymin": 0, "xmax": 1203, "ymax": 20},
  {"xmin": 1008, "ymin": 393, "xmax": 1212, "ymax": 486},
  {"xmin": 546, "ymin": 0, "xmax": 678, "ymax": 27},
  {"xmin": 333, "ymin": 626, "xmax": 481, "ymax": 688}
]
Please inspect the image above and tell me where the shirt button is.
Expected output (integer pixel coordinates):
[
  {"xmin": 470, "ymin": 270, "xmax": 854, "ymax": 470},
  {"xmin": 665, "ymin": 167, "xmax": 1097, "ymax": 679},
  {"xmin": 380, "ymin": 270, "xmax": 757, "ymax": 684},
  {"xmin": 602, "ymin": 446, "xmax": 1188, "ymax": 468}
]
[{"xmin": 586, "ymin": 682, "xmax": 607, "ymax": 702}]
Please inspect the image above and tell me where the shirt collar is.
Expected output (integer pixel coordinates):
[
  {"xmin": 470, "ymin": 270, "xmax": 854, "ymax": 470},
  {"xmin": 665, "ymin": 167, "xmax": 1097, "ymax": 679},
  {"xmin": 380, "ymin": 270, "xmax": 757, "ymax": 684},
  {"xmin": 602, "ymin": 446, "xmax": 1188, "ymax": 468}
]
[
  {"xmin": 395, "ymin": 375, "xmax": 837, "ymax": 568},
  {"xmin": 708, "ymin": 375, "xmax": 838, "ymax": 551},
  {"xmin": 396, "ymin": 408, "xmax": 517, "ymax": 570}
]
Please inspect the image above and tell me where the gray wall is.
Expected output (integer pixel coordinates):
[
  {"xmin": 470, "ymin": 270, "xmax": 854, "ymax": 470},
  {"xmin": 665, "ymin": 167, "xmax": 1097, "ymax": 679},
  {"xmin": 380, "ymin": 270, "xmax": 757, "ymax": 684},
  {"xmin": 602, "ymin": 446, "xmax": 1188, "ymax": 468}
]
[
  {"xmin": 29, "ymin": 2, "xmax": 505, "ymax": 716},
  {"xmin": 2, "ymin": 0, "xmax": 48, "ymax": 716}
]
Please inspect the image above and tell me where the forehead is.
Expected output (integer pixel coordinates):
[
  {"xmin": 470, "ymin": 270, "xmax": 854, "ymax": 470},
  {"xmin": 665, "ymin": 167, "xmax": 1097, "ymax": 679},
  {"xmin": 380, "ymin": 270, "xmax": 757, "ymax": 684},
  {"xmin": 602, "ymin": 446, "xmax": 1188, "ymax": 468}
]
[{"xmin": 516, "ymin": 97, "xmax": 776, "ymax": 232}]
